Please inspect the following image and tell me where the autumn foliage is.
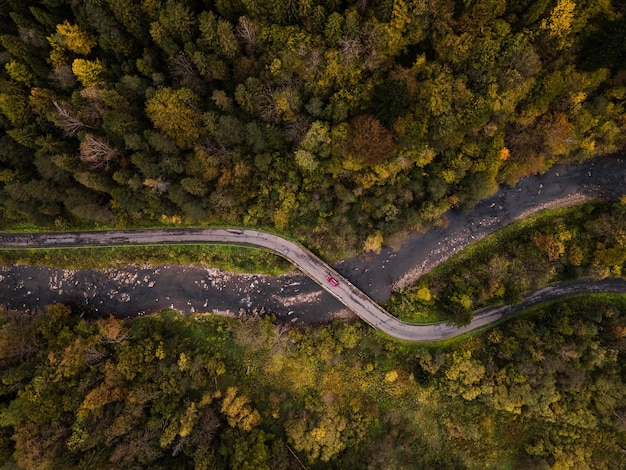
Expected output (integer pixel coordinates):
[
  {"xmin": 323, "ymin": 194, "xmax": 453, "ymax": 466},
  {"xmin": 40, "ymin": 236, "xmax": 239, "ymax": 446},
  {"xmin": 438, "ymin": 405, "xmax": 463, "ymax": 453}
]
[
  {"xmin": 0, "ymin": 0, "xmax": 624, "ymax": 251},
  {"xmin": 344, "ymin": 114, "xmax": 395, "ymax": 166}
]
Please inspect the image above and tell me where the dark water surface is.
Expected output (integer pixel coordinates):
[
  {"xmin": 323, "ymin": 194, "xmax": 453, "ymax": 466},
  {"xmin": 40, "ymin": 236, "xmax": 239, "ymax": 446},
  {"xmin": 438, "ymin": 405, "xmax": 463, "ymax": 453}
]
[
  {"xmin": 1, "ymin": 156, "xmax": 624, "ymax": 323},
  {"xmin": 337, "ymin": 155, "xmax": 626, "ymax": 302}
]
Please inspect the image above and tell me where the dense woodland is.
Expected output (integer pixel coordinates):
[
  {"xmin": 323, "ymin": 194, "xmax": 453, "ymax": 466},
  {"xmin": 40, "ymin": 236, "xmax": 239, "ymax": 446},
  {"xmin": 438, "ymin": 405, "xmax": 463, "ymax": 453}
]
[
  {"xmin": 1, "ymin": 0, "xmax": 625, "ymax": 254},
  {"xmin": 389, "ymin": 201, "xmax": 626, "ymax": 325},
  {"xmin": 2, "ymin": 3, "xmax": 626, "ymax": 467},
  {"xmin": 0, "ymin": 297, "xmax": 625, "ymax": 468}
]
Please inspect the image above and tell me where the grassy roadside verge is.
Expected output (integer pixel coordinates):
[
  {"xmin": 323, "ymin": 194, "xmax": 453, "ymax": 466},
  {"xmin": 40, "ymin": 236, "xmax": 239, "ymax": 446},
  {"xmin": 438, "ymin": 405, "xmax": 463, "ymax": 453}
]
[
  {"xmin": 379, "ymin": 292, "xmax": 626, "ymax": 349},
  {"xmin": 0, "ymin": 244, "xmax": 292, "ymax": 275},
  {"xmin": 386, "ymin": 201, "xmax": 626, "ymax": 325},
  {"xmin": 430, "ymin": 292, "xmax": 626, "ymax": 348},
  {"xmin": 0, "ymin": 220, "xmax": 300, "ymax": 275}
]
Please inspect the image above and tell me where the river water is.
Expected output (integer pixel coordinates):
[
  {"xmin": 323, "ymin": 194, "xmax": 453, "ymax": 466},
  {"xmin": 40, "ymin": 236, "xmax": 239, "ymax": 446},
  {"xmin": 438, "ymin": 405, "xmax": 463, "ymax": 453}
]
[{"xmin": 0, "ymin": 155, "xmax": 624, "ymax": 324}]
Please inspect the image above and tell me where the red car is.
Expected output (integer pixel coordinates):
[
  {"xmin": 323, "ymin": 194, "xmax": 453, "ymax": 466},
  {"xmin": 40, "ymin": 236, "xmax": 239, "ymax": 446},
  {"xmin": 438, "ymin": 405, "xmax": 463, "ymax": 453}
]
[{"xmin": 326, "ymin": 275, "xmax": 338, "ymax": 286}]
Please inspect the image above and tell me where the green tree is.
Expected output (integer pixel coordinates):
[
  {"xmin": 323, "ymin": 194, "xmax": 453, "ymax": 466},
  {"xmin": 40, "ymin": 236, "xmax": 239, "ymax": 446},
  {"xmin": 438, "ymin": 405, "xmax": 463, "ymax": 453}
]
[
  {"xmin": 216, "ymin": 19, "xmax": 240, "ymax": 59},
  {"xmin": 181, "ymin": 177, "xmax": 208, "ymax": 196},
  {"xmin": 294, "ymin": 149, "xmax": 318, "ymax": 172},
  {"xmin": 370, "ymin": 79, "xmax": 409, "ymax": 128},
  {"xmin": 286, "ymin": 406, "xmax": 351, "ymax": 462},
  {"xmin": 324, "ymin": 12, "xmax": 344, "ymax": 46},
  {"xmin": 145, "ymin": 87, "xmax": 204, "ymax": 148},
  {"xmin": 107, "ymin": 0, "xmax": 150, "ymax": 43},
  {"xmin": 5, "ymin": 61, "xmax": 34, "ymax": 85},
  {"xmin": 0, "ymin": 90, "xmax": 31, "ymax": 127},
  {"xmin": 156, "ymin": 0, "xmax": 196, "ymax": 44}
]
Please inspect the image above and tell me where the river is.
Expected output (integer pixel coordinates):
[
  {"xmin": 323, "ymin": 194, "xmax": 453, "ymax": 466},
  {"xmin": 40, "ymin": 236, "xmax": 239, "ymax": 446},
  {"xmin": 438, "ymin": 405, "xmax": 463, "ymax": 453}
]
[{"xmin": 0, "ymin": 155, "xmax": 624, "ymax": 323}]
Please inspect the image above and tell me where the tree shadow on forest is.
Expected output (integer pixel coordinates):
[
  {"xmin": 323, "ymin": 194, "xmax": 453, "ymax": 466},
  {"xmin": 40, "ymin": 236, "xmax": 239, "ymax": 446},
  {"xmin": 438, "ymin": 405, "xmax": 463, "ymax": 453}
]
[{"xmin": 577, "ymin": 16, "xmax": 626, "ymax": 74}]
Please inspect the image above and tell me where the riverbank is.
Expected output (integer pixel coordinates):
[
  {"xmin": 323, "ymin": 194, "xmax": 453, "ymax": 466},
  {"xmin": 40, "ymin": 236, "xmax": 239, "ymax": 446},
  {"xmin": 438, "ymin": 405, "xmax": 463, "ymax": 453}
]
[
  {"xmin": 337, "ymin": 155, "xmax": 625, "ymax": 302},
  {"xmin": 0, "ymin": 156, "xmax": 624, "ymax": 324}
]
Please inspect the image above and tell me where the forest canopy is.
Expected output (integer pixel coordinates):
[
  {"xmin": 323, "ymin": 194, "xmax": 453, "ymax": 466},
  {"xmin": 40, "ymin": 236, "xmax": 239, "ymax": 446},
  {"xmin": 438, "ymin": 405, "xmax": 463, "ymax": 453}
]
[
  {"xmin": 0, "ymin": 0, "xmax": 625, "ymax": 254},
  {"xmin": 389, "ymin": 201, "xmax": 626, "ymax": 326},
  {"xmin": 1, "ymin": 297, "xmax": 626, "ymax": 468}
]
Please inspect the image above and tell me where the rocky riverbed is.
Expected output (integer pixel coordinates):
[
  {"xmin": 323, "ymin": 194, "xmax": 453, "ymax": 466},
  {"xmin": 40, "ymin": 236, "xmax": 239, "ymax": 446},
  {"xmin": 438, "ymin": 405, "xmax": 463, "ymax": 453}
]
[
  {"xmin": 0, "ymin": 155, "xmax": 624, "ymax": 323},
  {"xmin": 0, "ymin": 264, "xmax": 350, "ymax": 323},
  {"xmin": 337, "ymin": 154, "xmax": 626, "ymax": 302}
]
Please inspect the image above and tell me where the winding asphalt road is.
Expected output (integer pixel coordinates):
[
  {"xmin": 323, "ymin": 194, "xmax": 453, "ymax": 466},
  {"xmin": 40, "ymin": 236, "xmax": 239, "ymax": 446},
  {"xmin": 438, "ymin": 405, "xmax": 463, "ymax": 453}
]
[
  {"xmin": 338, "ymin": 154, "xmax": 626, "ymax": 302},
  {"xmin": 2, "ymin": 229, "xmax": 626, "ymax": 342}
]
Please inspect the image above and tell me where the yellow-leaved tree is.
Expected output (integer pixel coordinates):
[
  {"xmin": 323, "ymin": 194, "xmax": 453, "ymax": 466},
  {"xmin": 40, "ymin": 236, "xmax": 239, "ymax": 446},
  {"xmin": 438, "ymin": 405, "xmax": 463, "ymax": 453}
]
[
  {"xmin": 541, "ymin": 0, "xmax": 576, "ymax": 38},
  {"xmin": 56, "ymin": 21, "xmax": 97, "ymax": 54},
  {"xmin": 145, "ymin": 87, "xmax": 204, "ymax": 148},
  {"xmin": 221, "ymin": 387, "xmax": 261, "ymax": 431},
  {"xmin": 364, "ymin": 231, "xmax": 383, "ymax": 254},
  {"xmin": 72, "ymin": 59, "xmax": 107, "ymax": 87}
]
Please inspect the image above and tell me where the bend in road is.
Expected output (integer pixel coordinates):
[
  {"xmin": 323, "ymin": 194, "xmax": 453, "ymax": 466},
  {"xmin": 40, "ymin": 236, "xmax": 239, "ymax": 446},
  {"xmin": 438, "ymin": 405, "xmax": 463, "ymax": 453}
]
[{"xmin": 2, "ymin": 229, "xmax": 626, "ymax": 342}]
